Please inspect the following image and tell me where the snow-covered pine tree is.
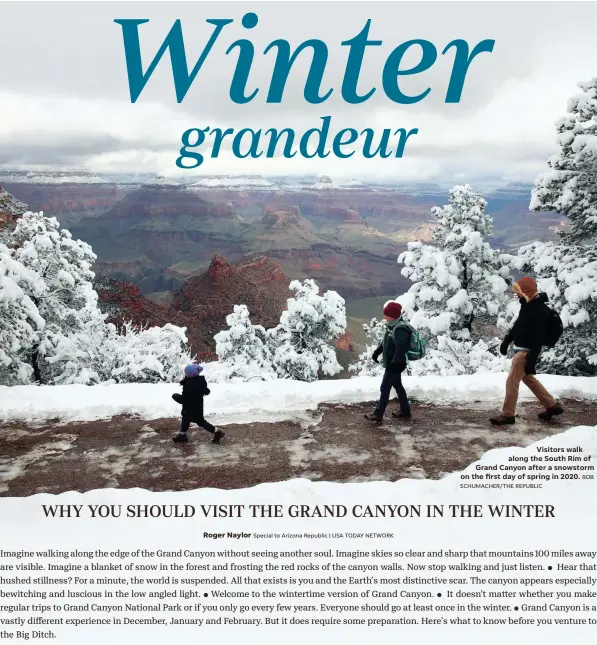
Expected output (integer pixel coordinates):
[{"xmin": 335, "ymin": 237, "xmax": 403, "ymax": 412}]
[
  {"xmin": 0, "ymin": 243, "xmax": 45, "ymax": 384},
  {"xmin": 7, "ymin": 211, "xmax": 99, "ymax": 383},
  {"xmin": 530, "ymin": 77, "xmax": 597, "ymax": 245},
  {"xmin": 269, "ymin": 279, "xmax": 346, "ymax": 382},
  {"xmin": 389, "ymin": 185, "xmax": 514, "ymax": 376},
  {"xmin": 519, "ymin": 77, "xmax": 597, "ymax": 375},
  {"xmin": 513, "ymin": 241, "xmax": 597, "ymax": 375},
  {"xmin": 399, "ymin": 185, "xmax": 512, "ymax": 339},
  {"xmin": 214, "ymin": 304, "xmax": 276, "ymax": 382}
]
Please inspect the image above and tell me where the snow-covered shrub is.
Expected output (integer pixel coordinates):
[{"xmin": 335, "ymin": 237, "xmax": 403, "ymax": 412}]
[
  {"xmin": 398, "ymin": 186, "xmax": 512, "ymax": 340},
  {"xmin": 0, "ymin": 243, "xmax": 45, "ymax": 384},
  {"xmin": 409, "ymin": 335, "xmax": 506, "ymax": 377},
  {"xmin": 269, "ymin": 279, "xmax": 346, "ymax": 382},
  {"xmin": 109, "ymin": 322, "xmax": 192, "ymax": 383},
  {"xmin": 349, "ymin": 316, "xmax": 386, "ymax": 377},
  {"xmin": 48, "ymin": 320, "xmax": 192, "ymax": 385},
  {"xmin": 214, "ymin": 304, "xmax": 276, "ymax": 382}
]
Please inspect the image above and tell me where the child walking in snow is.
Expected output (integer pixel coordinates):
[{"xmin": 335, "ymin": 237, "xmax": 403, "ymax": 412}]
[{"xmin": 172, "ymin": 364, "xmax": 224, "ymax": 444}]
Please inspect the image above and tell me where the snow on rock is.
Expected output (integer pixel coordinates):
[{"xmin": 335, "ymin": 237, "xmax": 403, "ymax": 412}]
[
  {"xmin": 0, "ymin": 168, "xmax": 107, "ymax": 184},
  {"xmin": 144, "ymin": 175, "xmax": 182, "ymax": 187},
  {"xmin": 307, "ymin": 177, "xmax": 370, "ymax": 191},
  {"xmin": 0, "ymin": 186, "xmax": 28, "ymax": 216},
  {"xmin": 188, "ymin": 175, "xmax": 280, "ymax": 191},
  {"xmin": 1, "ymin": 373, "xmax": 596, "ymax": 425}
]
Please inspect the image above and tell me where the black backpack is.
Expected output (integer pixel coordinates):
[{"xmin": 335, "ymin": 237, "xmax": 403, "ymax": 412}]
[{"xmin": 545, "ymin": 308, "xmax": 564, "ymax": 348}]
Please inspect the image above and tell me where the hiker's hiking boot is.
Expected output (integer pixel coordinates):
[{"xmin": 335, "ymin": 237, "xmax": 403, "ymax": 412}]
[
  {"xmin": 212, "ymin": 429, "xmax": 225, "ymax": 444},
  {"xmin": 538, "ymin": 404, "xmax": 564, "ymax": 421},
  {"xmin": 392, "ymin": 410, "xmax": 412, "ymax": 420},
  {"xmin": 490, "ymin": 415, "xmax": 515, "ymax": 426},
  {"xmin": 364, "ymin": 413, "xmax": 383, "ymax": 424},
  {"xmin": 172, "ymin": 432, "xmax": 188, "ymax": 443}
]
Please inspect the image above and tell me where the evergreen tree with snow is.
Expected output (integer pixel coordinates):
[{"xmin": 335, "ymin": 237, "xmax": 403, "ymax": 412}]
[
  {"xmin": 530, "ymin": 77, "xmax": 597, "ymax": 245},
  {"xmin": 518, "ymin": 77, "xmax": 597, "ymax": 375},
  {"xmin": 398, "ymin": 185, "xmax": 512, "ymax": 340},
  {"xmin": 513, "ymin": 241, "xmax": 597, "ymax": 375},
  {"xmin": 0, "ymin": 243, "xmax": 45, "ymax": 384},
  {"xmin": 214, "ymin": 304, "xmax": 276, "ymax": 382},
  {"xmin": 268, "ymin": 279, "xmax": 346, "ymax": 382},
  {"xmin": 372, "ymin": 185, "xmax": 515, "ymax": 377},
  {"xmin": 7, "ymin": 211, "xmax": 99, "ymax": 383}
]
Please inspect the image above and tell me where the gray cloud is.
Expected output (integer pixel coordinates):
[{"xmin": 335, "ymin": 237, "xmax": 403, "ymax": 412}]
[{"xmin": 1, "ymin": 1, "xmax": 597, "ymax": 179}]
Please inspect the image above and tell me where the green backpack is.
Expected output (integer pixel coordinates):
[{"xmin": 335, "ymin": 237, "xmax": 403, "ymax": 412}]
[{"xmin": 395, "ymin": 321, "xmax": 426, "ymax": 361}]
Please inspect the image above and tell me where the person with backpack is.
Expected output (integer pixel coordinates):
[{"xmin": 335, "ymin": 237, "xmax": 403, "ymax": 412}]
[
  {"xmin": 365, "ymin": 302, "xmax": 414, "ymax": 424},
  {"xmin": 490, "ymin": 276, "xmax": 564, "ymax": 426},
  {"xmin": 172, "ymin": 364, "xmax": 225, "ymax": 444}
]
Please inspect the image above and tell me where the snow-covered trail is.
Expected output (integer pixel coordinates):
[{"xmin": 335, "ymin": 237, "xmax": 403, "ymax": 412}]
[
  {"xmin": 1, "ymin": 373, "xmax": 596, "ymax": 426},
  {"xmin": 1, "ymin": 398, "xmax": 595, "ymax": 496}
]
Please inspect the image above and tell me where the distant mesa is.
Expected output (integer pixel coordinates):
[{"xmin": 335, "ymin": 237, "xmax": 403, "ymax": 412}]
[
  {"xmin": 310, "ymin": 175, "xmax": 335, "ymax": 190},
  {"xmin": 309, "ymin": 176, "xmax": 370, "ymax": 191},
  {"xmin": 188, "ymin": 175, "xmax": 280, "ymax": 191},
  {"xmin": 144, "ymin": 175, "xmax": 183, "ymax": 188},
  {"xmin": 0, "ymin": 167, "xmax": 107, "ymax": 185}
]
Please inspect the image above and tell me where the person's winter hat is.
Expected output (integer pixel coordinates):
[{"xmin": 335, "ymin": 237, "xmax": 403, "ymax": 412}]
[
  {"xmin": 513, "ymin": 276, "xmax": 538, "ymax": 301},
  {"xmin": 184, "ymin": 364, "xmax": 204, "ymax": 378},
  {"xmin": 383, "ymin": 301, "xmax": 403, "ymax": 319}
]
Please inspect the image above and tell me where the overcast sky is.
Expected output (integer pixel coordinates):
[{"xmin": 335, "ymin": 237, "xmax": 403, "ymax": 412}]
[{"xmin": 1, "ymin": 1, "xmax": 597, "ymax": 183}]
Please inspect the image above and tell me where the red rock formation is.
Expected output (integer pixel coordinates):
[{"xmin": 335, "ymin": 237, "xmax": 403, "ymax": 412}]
[
  {"xmin": 171, "ymin": 254, "xmax": 291, "ymax": 359},
  {"xmin": 336, "ymin": 331, "xmax": 354, "ymax": 352},
  {"xmin": 97, "ymin": 255, "xmax": 292, "ymax": 361},
  {"xmin": 207, "ymin": 254, "xmax": 235, "ymax": 280}
]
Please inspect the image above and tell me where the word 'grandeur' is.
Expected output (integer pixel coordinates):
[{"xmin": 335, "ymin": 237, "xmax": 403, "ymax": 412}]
[{"xmin": 114, "ymin": 13, "xmax": 495, "ymax": 167}]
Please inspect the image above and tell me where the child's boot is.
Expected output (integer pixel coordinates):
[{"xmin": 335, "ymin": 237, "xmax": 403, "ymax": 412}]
[
  {"xmin": 212, "ymin": 429, "xmax": 225, "ymax": 444},
  {"xmin": 172, "ymin": 432, "xmax": 188, "ymax": 443}
]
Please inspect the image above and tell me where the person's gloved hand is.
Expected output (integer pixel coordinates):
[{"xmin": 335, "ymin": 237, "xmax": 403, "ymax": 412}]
[
  {"xmin": 524, "ymin": 359, "xmax": 536, "ymax": 376},
  {"xmin": 372, "ymin": 347, "xmax": 382, "ymax": 363},
  {"xmin": 500, "ymin": 340, "xmax": 509, "ymax": 356},
  {"xmin": 389, "ymin": 356, "xmax": 407, "ymax": 372}
]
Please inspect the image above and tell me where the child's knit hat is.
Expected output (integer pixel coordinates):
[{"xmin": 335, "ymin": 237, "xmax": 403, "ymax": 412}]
[{"xmin": 184, "ymin": 364, "xmax": 203, "ymax": 378}]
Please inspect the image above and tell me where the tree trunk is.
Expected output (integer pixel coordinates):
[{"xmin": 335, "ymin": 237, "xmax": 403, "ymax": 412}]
[{"xmin": 31, "ymin": 347, "xmax": 42, "ymax": 384}]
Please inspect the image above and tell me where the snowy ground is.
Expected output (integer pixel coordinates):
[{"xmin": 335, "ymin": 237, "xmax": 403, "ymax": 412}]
[
  {"xmin": 1, "ymin": 393, "xmax": 596, "ymax": 496},
  {"xmin": 1, "ymin": 373, "xmax": 597, "ymax": 425}
]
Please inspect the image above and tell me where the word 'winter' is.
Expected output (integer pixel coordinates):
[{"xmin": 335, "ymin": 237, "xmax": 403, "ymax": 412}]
[
  {"xmin": 113, "ymin": 13, "xmax": 495, "ymax": 168},
  {"xmin": 114, "ymin": 14, "xmax": 494, "ymax": 104}
]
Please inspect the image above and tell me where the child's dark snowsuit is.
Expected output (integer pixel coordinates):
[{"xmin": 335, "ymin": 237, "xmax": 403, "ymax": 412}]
[{"xmin": 175, "ymin": 375, "xmax": 216, "ymax": 435}]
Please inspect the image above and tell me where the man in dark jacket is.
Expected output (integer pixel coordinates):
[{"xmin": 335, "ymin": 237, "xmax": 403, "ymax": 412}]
[
  {"xmin": 490, "ymin": 276, "xmax": 563, "ymax": 425},
  {"xmin": 365, "ymin": 302, "xmax": 412, "ymax": 424},
  {"xmin": 172, "ymin": 364, "xmax": 225, "ymax": 443}
]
